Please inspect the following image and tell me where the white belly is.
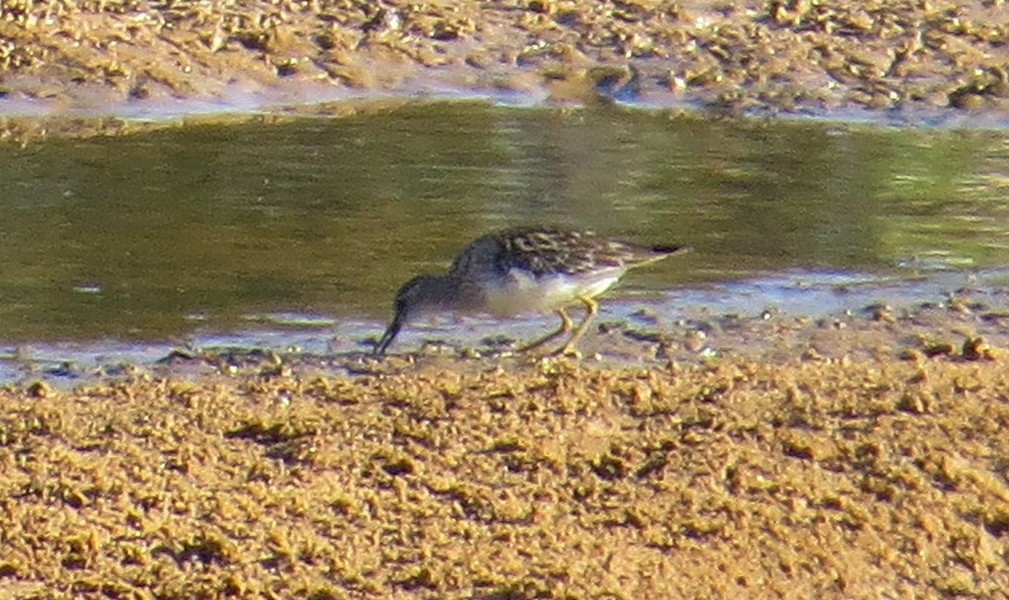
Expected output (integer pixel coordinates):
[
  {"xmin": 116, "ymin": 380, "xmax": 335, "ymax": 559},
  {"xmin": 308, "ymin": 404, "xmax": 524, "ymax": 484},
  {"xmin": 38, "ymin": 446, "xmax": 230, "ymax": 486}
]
[{"xmin": 480, "ymin": 268, "xmax": 622, "ymax": 317}]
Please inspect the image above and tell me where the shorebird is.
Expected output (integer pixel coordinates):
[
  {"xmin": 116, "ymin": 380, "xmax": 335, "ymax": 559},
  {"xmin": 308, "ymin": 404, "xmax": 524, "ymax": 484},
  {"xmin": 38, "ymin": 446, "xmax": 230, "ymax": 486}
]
[{"xmin": 373, "ymin": 226, "xmax": 687, "ymax": 356}]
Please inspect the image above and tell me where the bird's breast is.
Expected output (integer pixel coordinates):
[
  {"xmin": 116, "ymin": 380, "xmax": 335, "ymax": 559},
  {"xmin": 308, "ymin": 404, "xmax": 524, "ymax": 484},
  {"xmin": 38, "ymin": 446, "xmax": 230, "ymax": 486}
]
[{"xmin": 480, "ymin": 268, "xmax": 622, "ymax": 316}]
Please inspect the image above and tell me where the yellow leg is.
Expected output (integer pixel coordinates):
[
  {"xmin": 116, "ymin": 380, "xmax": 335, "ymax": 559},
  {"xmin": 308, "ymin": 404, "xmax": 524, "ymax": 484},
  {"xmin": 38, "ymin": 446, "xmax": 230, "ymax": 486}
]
[
  {"xmin": 556, "ymin": 296, "xmax": 598, "ymax": 356},
  {"xmin": 520, "ymin": 308, "xmax": 573, "ymax": 353}
]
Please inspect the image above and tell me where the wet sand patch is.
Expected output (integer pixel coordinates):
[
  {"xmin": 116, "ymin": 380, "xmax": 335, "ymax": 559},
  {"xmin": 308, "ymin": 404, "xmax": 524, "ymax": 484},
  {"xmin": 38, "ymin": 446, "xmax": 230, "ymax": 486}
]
[
  {"xmin": 3, "ymin": 352, "xmax": 1009, "ymax": 597},
  {"xmin": 1, "ymin": 0, "xmax": 1008, "ymax": 141},
  {"xmin": 3, "ymin": 297, "xmax": 1009, "ymax": 597}
]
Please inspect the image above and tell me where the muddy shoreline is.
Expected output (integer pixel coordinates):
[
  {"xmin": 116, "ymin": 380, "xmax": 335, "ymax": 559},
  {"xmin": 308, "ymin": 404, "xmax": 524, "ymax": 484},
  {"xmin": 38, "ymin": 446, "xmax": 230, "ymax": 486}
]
[
  {"xmin": 4, "ymin": 343, "xmax": 1009, "ymax": 598},
  {"xmin": 4, "ymin": 291, "xmax": 1009, "ymax": 597},
  {"xmin": 1, "ymin": 0, "xmax": 1009, "ymax": 141}
]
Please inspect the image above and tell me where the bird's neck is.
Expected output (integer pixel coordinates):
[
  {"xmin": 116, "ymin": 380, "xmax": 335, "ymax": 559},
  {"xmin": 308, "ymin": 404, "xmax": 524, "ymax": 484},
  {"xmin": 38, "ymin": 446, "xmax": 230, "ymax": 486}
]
[{"xmin": 420, "ymin": 273, "xmax": 483, "ymax": 312}]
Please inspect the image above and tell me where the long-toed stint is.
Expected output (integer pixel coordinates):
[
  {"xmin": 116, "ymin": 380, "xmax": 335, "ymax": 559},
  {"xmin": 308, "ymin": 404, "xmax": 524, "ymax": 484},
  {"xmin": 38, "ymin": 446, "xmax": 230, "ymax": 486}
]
[{"xmin": 373, "ymin": 226, "xmax": 688, "ymax": 356}]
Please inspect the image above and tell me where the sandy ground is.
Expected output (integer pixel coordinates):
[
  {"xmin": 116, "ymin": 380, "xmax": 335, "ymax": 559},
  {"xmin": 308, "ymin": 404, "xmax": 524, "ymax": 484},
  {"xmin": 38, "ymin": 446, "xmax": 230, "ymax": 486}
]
[
  {"xmin": 4, "ymin": 298, "xmax": 1009, "ymax": 598},
  {"xmin": 1, "ymin": 0, "xmax": 1009, "ymax": 139},
  {"xmin": 3, "ymin": 1, "xmax": 1009, "ymax": 598}
]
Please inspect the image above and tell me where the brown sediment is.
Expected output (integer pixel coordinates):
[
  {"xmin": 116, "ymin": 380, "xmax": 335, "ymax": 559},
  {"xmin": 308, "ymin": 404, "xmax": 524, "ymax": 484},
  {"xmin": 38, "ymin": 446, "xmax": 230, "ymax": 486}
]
[
  {"xmin": 3, "ymin": 354, "xmax": 1009, "ymax": 597},
  {"xmin": 0, "ymin": 0, "xmax": 1008, "ymax": 141},
  {"xmin": 3, "ymin": 299, "xmax": 1009, "ymax": 597}
]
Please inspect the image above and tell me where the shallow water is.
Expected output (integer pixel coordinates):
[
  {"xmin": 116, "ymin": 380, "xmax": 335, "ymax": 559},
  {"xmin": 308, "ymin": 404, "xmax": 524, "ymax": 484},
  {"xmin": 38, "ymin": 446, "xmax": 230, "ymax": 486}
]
[{"xmin": 2, "ymin": 102, "xmax": 1009, "ymax": 368}]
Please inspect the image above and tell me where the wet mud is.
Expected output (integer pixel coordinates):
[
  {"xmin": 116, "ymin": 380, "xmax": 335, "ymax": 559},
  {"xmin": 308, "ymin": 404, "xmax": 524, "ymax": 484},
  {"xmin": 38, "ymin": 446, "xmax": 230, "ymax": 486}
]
[
  {"xmin": 4, "ymin": 297, "xmax": 1009, "ymax": 597},
  {"xmin": 1, "ymin": 0, "xmax": 1009, "ymax": 141}
]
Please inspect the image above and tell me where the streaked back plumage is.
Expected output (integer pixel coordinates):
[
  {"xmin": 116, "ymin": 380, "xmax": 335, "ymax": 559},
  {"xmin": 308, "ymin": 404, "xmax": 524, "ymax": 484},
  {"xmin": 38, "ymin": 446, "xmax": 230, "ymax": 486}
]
[{"xmin": 451, "ymin": 226, "xmax": 679, "ymax": 279}]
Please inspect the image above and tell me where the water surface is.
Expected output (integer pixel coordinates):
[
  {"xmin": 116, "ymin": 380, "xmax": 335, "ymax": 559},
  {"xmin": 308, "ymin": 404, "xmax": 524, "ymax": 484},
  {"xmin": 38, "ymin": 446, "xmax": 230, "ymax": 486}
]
[{"xmin": 1, "ymin": 102, "xmax": 1009, "ymax": 351}]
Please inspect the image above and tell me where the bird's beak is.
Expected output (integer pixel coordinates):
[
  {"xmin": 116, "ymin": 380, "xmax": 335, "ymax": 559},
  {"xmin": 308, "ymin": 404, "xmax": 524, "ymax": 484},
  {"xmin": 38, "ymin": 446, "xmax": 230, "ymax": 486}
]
[{"xmin": 373, "ymin": 313, "xmax": 403, "ymax": 356}]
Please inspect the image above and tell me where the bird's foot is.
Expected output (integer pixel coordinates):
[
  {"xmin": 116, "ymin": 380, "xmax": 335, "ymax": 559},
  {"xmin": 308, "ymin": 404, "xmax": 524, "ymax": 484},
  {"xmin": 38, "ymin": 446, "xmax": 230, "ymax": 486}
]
[{"xmin": 549, "ymin": 345, "xmax": 583, "ymax": 359}]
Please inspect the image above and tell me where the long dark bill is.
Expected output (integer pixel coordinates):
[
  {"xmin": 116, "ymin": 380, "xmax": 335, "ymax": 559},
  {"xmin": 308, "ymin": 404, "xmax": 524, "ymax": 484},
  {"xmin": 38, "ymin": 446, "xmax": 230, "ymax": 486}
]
[{"xmin": 373, "ymin": 315, "xmax": 403, "ymax": 356}]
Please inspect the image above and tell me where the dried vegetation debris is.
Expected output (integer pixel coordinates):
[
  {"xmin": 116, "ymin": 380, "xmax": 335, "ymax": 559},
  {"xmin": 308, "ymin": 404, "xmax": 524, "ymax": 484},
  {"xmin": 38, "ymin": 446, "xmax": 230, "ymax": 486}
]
[
  {"xmin": 0, "ymin": 1, "xmax": 1007, "ymax": 117},
  {"xmin": 2, "ymin": 356, "xmax": 1009, "ymax": 597}
]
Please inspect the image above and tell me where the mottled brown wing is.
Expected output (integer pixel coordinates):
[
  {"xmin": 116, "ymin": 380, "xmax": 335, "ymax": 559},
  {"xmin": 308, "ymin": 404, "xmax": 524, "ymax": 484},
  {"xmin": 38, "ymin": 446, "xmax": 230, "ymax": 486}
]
[{"xmin": 496, "ymin": 227, "xmax": 639, "ymax": 277}]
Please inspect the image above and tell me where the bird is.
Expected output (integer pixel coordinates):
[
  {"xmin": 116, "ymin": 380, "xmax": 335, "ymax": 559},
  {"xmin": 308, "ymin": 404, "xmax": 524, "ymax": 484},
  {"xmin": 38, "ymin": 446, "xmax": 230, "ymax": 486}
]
[{"xmin": 373, "ymin": 226, "xmax": 688, "ymax": 356}]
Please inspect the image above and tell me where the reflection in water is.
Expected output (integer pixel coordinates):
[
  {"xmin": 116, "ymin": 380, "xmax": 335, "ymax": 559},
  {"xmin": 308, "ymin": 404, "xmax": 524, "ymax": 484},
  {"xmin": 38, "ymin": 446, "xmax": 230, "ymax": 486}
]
[{"xmin": 0, "ymin": 103, "xmax": 1008, "ymax": 342}]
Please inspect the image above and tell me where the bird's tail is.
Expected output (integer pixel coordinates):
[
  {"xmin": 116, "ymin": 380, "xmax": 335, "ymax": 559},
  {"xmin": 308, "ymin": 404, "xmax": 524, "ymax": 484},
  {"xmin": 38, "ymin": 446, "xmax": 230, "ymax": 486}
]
[
  {"xmin": 625, "ymin": 245, "xmax": 690, "ymax": 268},
  {"xmin": 651, "ymin": 244, "xmax": 689, "ymax": 256}
]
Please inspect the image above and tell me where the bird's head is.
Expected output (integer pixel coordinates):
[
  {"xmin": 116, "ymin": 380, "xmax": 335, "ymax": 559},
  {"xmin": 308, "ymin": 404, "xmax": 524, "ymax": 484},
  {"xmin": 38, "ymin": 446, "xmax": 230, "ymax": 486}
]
[{"xmin": 373, "ymin": 274, "xmax": 455, "ymax": 355}]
